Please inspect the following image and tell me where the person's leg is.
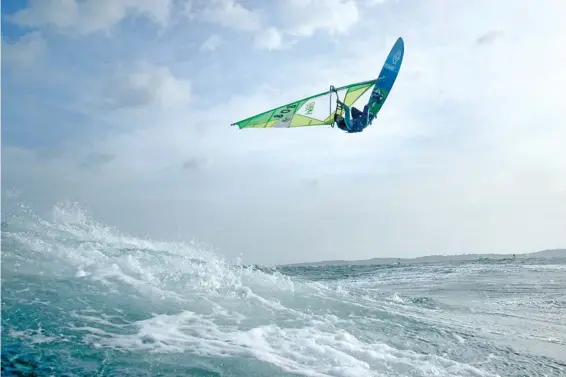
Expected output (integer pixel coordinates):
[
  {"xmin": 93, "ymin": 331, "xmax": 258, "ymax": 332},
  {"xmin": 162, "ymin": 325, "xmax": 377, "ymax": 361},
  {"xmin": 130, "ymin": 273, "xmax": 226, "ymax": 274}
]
[
  {"xmin": 362, "ymin": 104, "xmax": 371, "ymax": 127},
  {"xmin": 334, "ymin": 113, "xmax": 347, "ymax": 130},
  {"xmin": 342, "ymin": 103, "xmax": 353, "ymax": 131},
  {"xmin": 351, "ymin": 107, "xmax": 362, "ymax": 119}
]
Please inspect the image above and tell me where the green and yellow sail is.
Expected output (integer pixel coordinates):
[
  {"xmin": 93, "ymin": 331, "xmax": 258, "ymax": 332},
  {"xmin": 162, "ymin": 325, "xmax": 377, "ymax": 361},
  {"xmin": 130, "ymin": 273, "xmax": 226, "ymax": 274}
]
[{"xmin": 230, "ymin": 79, "xmax": 376, "ymax": 129}]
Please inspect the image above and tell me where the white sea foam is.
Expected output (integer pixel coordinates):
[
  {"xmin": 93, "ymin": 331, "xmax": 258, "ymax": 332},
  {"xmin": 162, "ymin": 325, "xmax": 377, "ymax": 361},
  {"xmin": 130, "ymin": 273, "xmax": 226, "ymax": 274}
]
[{"xmin": 3, "ymin": 200, "xmax": 565, "ymax": 376}]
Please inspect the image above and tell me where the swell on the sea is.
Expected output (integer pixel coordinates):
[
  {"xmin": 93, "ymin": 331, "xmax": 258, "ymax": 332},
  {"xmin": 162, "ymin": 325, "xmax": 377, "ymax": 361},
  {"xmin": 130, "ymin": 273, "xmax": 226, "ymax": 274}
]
[{"xmin": 2, "ymin": 199, "xmax": 565, "ymax": 376}]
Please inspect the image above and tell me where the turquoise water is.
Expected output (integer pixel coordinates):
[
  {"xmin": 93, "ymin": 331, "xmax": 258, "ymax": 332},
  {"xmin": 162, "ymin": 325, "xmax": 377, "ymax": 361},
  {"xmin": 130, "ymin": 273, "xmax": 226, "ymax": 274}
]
[{"xmin": 2, "ymin": 202, "xmax": 565, "ymax": 376}]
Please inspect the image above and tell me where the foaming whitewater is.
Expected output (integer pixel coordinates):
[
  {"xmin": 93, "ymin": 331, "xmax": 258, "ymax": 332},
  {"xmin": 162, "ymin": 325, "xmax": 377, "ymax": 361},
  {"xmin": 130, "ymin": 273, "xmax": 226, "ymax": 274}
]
[{"xmin": 2, "ymin": 201, "xmax": 565, "ymax": 377}]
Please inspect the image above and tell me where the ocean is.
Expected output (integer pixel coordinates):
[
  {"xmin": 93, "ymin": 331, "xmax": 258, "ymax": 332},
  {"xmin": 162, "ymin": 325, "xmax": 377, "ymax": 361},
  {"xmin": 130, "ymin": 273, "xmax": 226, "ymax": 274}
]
[{"xmin": 2, "ymin": 202, "xmax": 565, "ymax": 377}]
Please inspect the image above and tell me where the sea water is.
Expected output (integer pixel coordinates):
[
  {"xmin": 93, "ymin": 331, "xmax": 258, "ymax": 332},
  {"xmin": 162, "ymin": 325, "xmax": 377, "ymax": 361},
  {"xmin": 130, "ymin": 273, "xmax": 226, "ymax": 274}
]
[{"xmin": 2, "ymin": 202, "xmax": 565, "ymax": 376}]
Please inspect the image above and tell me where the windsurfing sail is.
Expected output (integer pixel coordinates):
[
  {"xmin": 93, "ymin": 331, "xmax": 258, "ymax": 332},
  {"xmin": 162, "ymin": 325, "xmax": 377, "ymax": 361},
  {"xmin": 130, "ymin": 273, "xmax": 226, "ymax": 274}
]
[
  {"xmin": 230, "ymin": 80, "xmax": 376, "ymax": 129},
  {"xmin": 231, "ymin": 37, "xmax": 404, "ymax": 130}
]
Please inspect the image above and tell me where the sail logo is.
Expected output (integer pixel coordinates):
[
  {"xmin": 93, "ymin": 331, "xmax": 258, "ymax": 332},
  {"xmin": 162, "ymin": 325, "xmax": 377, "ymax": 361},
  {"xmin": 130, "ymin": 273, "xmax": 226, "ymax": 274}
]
[
  {"xmin": 392, "ymin": 50, "xmax": 402, "ymax": 65},
  {"xmin": 305, "ymin": 101, "xmax": 315, "ymax": 115},
  {"xmin": 384, "ymin": 63, "xmax": 396, "ymax": 71},
  {"xmin": 273, "ymin": 103, "xmax": 297, "ymax": 119}
]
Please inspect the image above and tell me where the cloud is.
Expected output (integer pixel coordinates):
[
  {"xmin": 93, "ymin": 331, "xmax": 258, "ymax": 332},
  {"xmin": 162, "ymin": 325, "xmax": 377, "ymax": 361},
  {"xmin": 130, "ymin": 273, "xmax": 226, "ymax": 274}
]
[
  {"xmin": 253, "ymin": 27, "xmax": 283, "ymax": 50},
  {"xmin": 182, "ymin": 156, "xmax": 214, "ymax": 170},
  {"xmin": 78, "ymin": 153, "xmax": 116, "ymax": 171},
  {"xmin": 277, "ymin": 0, "xmax": 360, "ymax": 38},
  {"xmin": 7, "ymin": 0, "xmax": 172, "ymax": 35},
  {"xmin": 2, "ymin": 31, "xmax": 46, "ymax": 66},
  {"xmin": 101, "ymin": 62, "xmax": 191, "ymax": 109},
  {"xmin": 3, "ymin": 0, "xmax": 566, "ymax": 265},
  {"xmin": 190, "ymin": 0, "xmax": 361, "ymax": 50},
  {"xmin": 199, "ymin": 0, "xmax": 263, "ymax": 32},
  {"xmin": 476, "ymin": 30, "xmax": 504, "ymax": 45},
  {"xmin": 200, "ymin": 35, "xmax": 222, "ymax": 51}
]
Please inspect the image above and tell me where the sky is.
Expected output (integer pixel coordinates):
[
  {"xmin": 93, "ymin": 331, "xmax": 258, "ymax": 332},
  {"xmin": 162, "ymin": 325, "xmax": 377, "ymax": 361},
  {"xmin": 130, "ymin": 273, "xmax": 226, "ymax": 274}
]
[{"xmin": 2, "ymin": 0, "xmax": 566, "ymax": 265}]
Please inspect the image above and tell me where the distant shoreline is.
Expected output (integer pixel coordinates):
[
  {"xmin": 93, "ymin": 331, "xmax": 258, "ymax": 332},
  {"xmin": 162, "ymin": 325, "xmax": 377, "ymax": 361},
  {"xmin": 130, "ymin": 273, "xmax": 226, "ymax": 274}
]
[{"xmin": 279, "ymin": 249, "xmax": 566, "ymax": 267}]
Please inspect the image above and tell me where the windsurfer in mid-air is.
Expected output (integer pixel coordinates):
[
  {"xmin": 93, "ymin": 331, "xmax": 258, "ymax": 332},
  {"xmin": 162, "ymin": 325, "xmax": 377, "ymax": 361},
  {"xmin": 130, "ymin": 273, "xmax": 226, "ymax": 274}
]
[
  {"xmin": 334, "ymin": 101, "xmax": 370, "ymax": 133},
  {"xmin": 230, "ymin": 37, "xmax": 403, "ymax": 130},
  {"xmin": 332, "ymin": 87, "xmax": 384, "ymax": 133}
]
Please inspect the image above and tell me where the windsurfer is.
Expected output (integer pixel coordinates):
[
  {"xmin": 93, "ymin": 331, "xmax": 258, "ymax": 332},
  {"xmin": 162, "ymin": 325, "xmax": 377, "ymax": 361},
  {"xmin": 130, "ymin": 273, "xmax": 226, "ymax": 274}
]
[{"xmin": 334, "ymin": 100, "xmax": 370, "ymax": 133}]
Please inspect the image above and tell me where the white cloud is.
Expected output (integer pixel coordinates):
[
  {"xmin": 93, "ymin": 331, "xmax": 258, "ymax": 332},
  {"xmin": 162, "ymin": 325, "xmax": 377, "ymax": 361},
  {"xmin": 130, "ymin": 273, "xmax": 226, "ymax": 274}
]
[
  {"xmin": 278, "ymin": 0, "xmax": 360, "ymax": 38},
  {"xmin": 254, "ymin": 27, "xmax": 283, "ymax": 50},
  {"xmin": 101, "ymin": 61, "xmax": 191, "ymax": 110},
  {"xmin": 200, "ymin": 35, "xmax": 222, "ymax": 51},
  {"xmin": 8, "ymin": 0, "xmax": 172, "ymax": 35},
  {"xmin": 200, "ymin": 0, "xmax": 262, "ymax": 32},
  {"xmin": 192, "ymin": 0, "xmax": 361, "ymax": 50},
  {"xmin": 2, "ymin": 31, "xmax": 46, "ymax": 66}
]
